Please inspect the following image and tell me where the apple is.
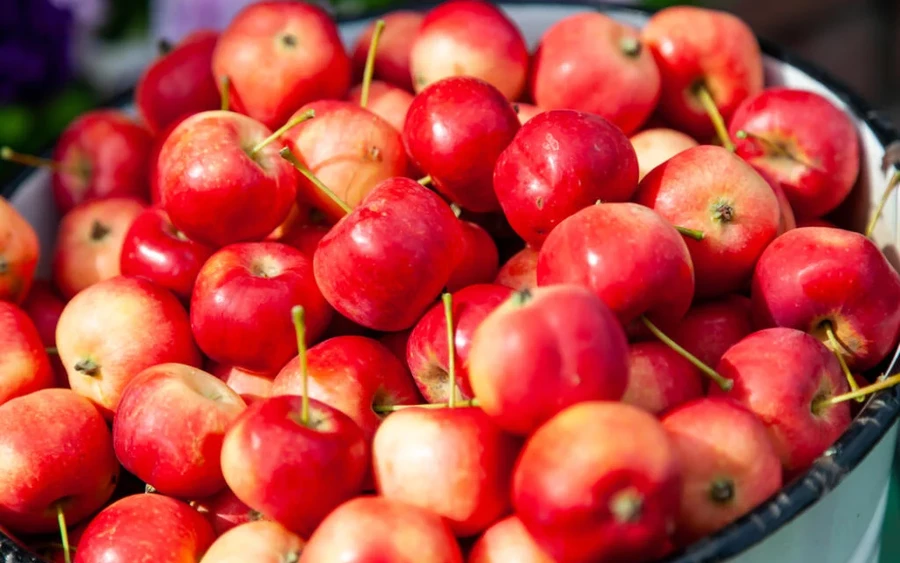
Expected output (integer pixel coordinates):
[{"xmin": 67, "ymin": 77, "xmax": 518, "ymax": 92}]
[
  {"xmin": 56, "ymin": 275, "xmax": 201, "ymax": 418},
  {"xmin": 221, "ymin": 394, "xmax": 368, "ymax": 536},
  {"xmin": 529, "ymin": 12, "xmax": 660, "ymax": 134},
  {"xmin": 753, "ymin": 167, "xmax": 798, "ymax": 235},
  {"xmin": 212, "ymin": 1, "xmax": 350, "ymax": 129},
  {"xmin": 119, "ymin": 207, "xmax": 216, "ymax": 301},
  {"xmin": 751, "ymin": 227, "xmax": 900, "ymax": 371},
  {"xmin": 208, "ymin": 361, "xmax": 275, "ymax": 405},
  {"xmin": 404, "ymin": 76, "xmax": 519, "ymax": 212},
  {"xmin": 193, "ymin": 487, "xmax": 262, "ymax": 537},
  {"xmin": 513, "ymin": 401, "xmax": 681, "ymax": 563},
  {"xmin": 0, "ymin": 302, "xmax": 54, "ymax": 405},
  {"xmin": 514, "ymin": 103, "xmax": 544, "ymax": 125},
  {"xmin": 468, "ymin": 285, "xmax": 629, "ymax": 435},
  {"xmin": 469, "ymin": 516, "xmax": 553, "ymax": 563},
  {"xmin": 157, "ymin": 110, "xmax": 298, "ymax": 247},
  {"xmin": 410, "ymin": 0, "xmax": 529, "ymax": 100},
  {"xmin": 670, "ymin": 294, "xmax": 755, "ymax": 370},
  {"xmin": 797, "ymin": 217, "xmax": 837, "ymax": 229},
  {"xmin": 494, "ymin": 246, "xmax": 538, "ymax": 291},
  {"xmin": 300, "ymin": 496, "xmax": 463, "ymax": 562},
  {"xmin": 148, "ymin": 115, "xmax": 189, "ymax": 205},
  {"xmin": 629, "ymin": 127, "xmax": 698, "ymax": 180},
  {"xmin": 351, "ymin": 11, "xmax": 424, "ymax": 91},
  {"xmin": 113, "ymin": 363, "xmax": 247, "ymax": 498},
  {"xmin": 622, "ymin": 341, "xmax": 704, "ymax": 415},
  {"xmin": 53, "ymin": 197, "xmax": 146, "ymax": 299},
  {"xmin": 272, "ymin": 222, "xmax": 330, "ymax": 258},
  {"xmin": 379, "ymin": 329, "xmax": 411, "ymax": 363},
  {"xmin": 200, "ymin": 520, "xmax": 304, "ymax": 563},
  {"xmin": 493, "ymin": 110, "xmax": 639, "ymax": 247},
  {"xmin": 34, "ymin": 522, "xmax": 88, "ymax": 563},
  {"xmin": 191, "ymin": 241, "xmax": 332, "ymax": 374},
  {"xmin": 662, "ymin": 397, "xmax": 783, "ymax": 544},
  {"xmin": 74, "ymin": 494, "xmax": 215, "ymax": 563},
  {"xmin": 446, "ymin": 221, "xmax": 500, "ymax": 292},
  {"xmin": 635, "ymin": 144, "xmax": 781, "ymax": 297},
  {"xmin": 0, "ymin": 197, "xmax": 39, "ymax": 304},
  {"xmin": 347, "ymin": 80, "xmax": 415, "ymax": 133},
  {"xmin": 0, "ymin": 389, "xmax": 119, "ymax": 534},
  {"xmin": 20, "ymin": 280, "xmax": 68, "ymax": 386},
  {"xmin": 313, "ymin": 177, "xmax": 463, "ymax": 331}
]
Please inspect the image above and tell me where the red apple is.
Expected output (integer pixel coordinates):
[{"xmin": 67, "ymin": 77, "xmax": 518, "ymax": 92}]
[
  {"xmin": 53, "ymin": 197, "xmax": 146, "ymax": 299},
  {"xmin": 751, "ymin": 227, "xmax": 900, "ymax": 371},
  {"xmin": 635, "ymin": 144, "xmax": 780, "ymax": 297},
  {"xmin": 272, "ymin": 222, "xmax": 330, "ymax": 258},
  {"xmin": 493, "ymin": 110, "xmax": 639, "ymax": 247},
  {"xmin": 494, "ymin": 246, "xmax": 538, "ymax": 290},
  {"xmin": 347, "ymin": 80, "xmax": 415, "ymax": 133},
  {"xmin": 622, "ymin": 341, "xmax": 704, "ymax": 415},
  {"xmin": 113, "ymin": 363, "xmax": 247, "ymax": 498},
  {"xmin": 410, "ymin": 0, "xmax": 529, "ymax": 100},
  {"xmin": 119, "ymin": 207, "xmax": 215, "ymax": 301},
  {"xmin": 513, "ymin": 401, "xmax": 681, "ymax": 563},
  {"xmin": 529, "ymin": 13, "xmax": 660, "ymax": 134},
  {"xmin": 135, "ymin": 30, "xmax": 220, "ymax": 134},
  {"xmin": 208, "ymin": 361, "xmax": 275, "ymax": 405},
  {"xmin": 662, "ymin": 397, "xmax": 783, "ymax": 543},
  {"xmin": 729, "ymin": 87, "xmax": 860, "ymax": 219},
  {"xmin": 313, "ymin": 177, "xmax": 463, "ymax": 331},
  {"xmin": 221, "ymin": 395, "xmax": 368, "ymax": 536},
  {"xmin": 0, "ymin": 302, "xmax": 53, "ymax": 405},
  {"xmin": 0, "ymin": 389, "xmax": 119, "ymax": 534},
  {"xmin": 212, "ymin": 1, "xmax": 350, "ymax": 129},
  {"xmin": 469, "ymin": 516, "xmax": 554, "ymax": 563},
  {"xmin": 630, "ymin": 127, "xmax": 698, "ymax": 180},
  {"xmin": 56, "ymin": 275, "xmax": 201, "ymax": 418},
  {"xmin": 642, "ymin": 6, "xmax": 763, "ymax": 140},
  {"xmin": 20, "ymin": 280, "xmax": 68, "ymax": 386},
  {"xmin": 710, "ymin": 328, "xmax": 851, "ymax": 472},
  {"xmin": 351, "ymin": 11, "xmax": 424, "ymax": 91},
  {"xmin": 0, "ymin": 198, "xmax": 39, "ymax": 304},
  {"xmin": 193, "ymin": 488, "xmax": 261, "ymax": 537},
  {"xmin": 148, "ymin": 114, "xmax": 189, "ymax": 205},
  {"xmin": 300, "ymin": 496, "xmax": 463, "ymax": 562},
  {"xmin": 754, "ymin": 168, "xmax": 798, "ymax": 235},
  {"xmin": 514, "ymin": 103, "xmax": 544, "ymax": 125},
  {"xmin": 404, "ymin": 76, "xmax": 519, "ymax": 212},
  {"xmin": 447, "ymin": 221, "xmax": 500, "ymax": 292},
  {"xmin": 670, "ymin": 294, "xmax": 755, "ymax": 370},
  {"xmin": 74, "ymin": 494, "xmax": 215, "ymax": 563},
  {"xmin": 200, "ymin": 520, "xmax": 304, "ymax": 563},
  {"xmin": 468, "ymin": 285, "xmax": 629, "ymax": 435},
  {"xmin": 191, "ymin": 241, "xmax": 331, "ymax": 374}
]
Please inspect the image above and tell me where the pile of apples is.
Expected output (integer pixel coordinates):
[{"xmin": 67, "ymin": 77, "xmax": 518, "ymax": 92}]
[{"xmin": 3, "ymin": 1, "xmax": 900, "ymax": 562}]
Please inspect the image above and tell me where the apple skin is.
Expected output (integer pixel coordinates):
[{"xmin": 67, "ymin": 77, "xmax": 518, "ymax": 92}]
[
  {"xmin": 20, "ymin": 280, "xmax": 68, "ymax": 386},
  {"xmin": 662, "ymin": 397, "xmax": 783, "ymax": 544},
  {"xmin": 407, "ymin": 284, "xmax": 513, "ymax": 403},
  {"xmin": 493, "ymin": 110, "xmax": 639, "ymax": 247},
  {"xmin": 157, "ymin": 110, "xmax": 298, "ymax": 247},
  {"xmin": 630, "ymin": 127, "xmax": 698, "ymax": 181},
  {"xmin": 120, "ymin": 207, "xmax": 215, "ymax": 301},
  {"xmin": 0, "ymin": 198, "xmax": 39, "ymax": 304},
  {"xmin": 797, "ymin": 217, "xmax": 836, "ymax": 229},
  {"xmin": 468, "ymin": 285, "xmax": 629, "ymax": 435},
  {"xmin": 51, "ymin": 110, "xmax": 154, "ymax": 213},
  {"xmin": 670, "ymin": 294, "xmax": 755, "ymax": 371},
  {"xmin": 148, "ymin": 115, "xmax": 189, "ymax": 205},
  {"xmin": 404, "ymin": 76, "xmax": 519, "ymax": 212},
  {"xmin": 313, "ymin": 177, "xmax": 463, "ymax": 331},
  {"xmin": 0, "ymin": 302, "xmax": 53, "ymax": 405},
  {"xmin": 135, "ymin": 30, "xmax": 220, "ymax": 134},
  {"xmin": 513, "ymin": 401, "xmax": 681, "ymax": 563},
  {"xmin": 208, "ymin": 361, "xmax": 275, "ymax": 405},
  {"xmin": 351, "ymin": 11, "xmax": 424, "ymax": 92},
  {"xmin": 193, "ymin": 487, "xmax": 262, "ymax": 537},
  {"xmin": 272, "ymin": 222, "xmax": 330, "ymax": 258},
  {"xmin": 221, "ymin": 395, "xmax": 368, "ymax": 537},
  {"xmin": 373, "ymin": 406, "xmax": 521, "ymax": 537},
  {"xmin": 710, "ymin": 327, "xmax": 851, "ymax": 473},
  {"xmin": 410, "ymin": 0, "xmax": 529, "ymax": 101},
  {"xmin": 282, "ymin": 100, "xmax": 408, "ymax": 222},
  {"xmin": 622, "ymin": 341, "xmax": 704, "ymax": 416},
  {"xmin": 642, "ymin": 6, "xmax": 763, "ymax": 140},
  {"xmin": 56, "ymin": 275, "xmax": 201, "ymax": 419},
  {"xmin": 729, "ymin": 87, "xmax": 860, "ymax": 219},
  {"xmin": 191, "ymin": 241, "xmax": 332, "ymax": 374},
  {"xmin": 537, "ymin": 202, "xmax": 695, "ymax": 327},
  {"xmin": 469, "ymin": 516, "xmax": 554, "ymax": 563},
  {"xmin": 212, "ymin": 1, "xmax": 350, "ymax": 130},
  {"xmin": 200, "ymin": 520, "xmax": 304, "ymax": 563},
  {"xmin": 347, "ymin": 80, "xmax": 415, "ymax": 133},
  {"xmin": 529, "ymin": 13, "xmax": 660, "ymax": 135},
  {"xmin": 494, "ymin": 246, "xmax": 538, "ymax": 290},
  {"xmin": 300, "ymin": 496, "xmax": 463, "ymax": 563},
  {"xmin": 635, "ymin": 145, "xmax": 781, "ymax": 297},
  {"xmin": 74, "ymin": 494, "xmax": 215, "ymax": 563},
  {"xmin": 447, "ymin": 221, "xmax": 500, "ymax": 293},
  {"xmin": 751, "ymin": 227, "xmax": 900, "ymax": 371},
  {"xmin": 113, "ymin": 363, "xmax": 247, "ymax": 499},
  {"xmin": 53, "ymin": 197, "xmax": 147, "ymax": 300},
  {"xmin": 0, "ymin": 389, "xmax": 119, "ymax": 534}
]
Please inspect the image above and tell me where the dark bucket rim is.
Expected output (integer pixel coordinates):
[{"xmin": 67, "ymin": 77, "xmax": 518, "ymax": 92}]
[{"xmin": 2, "ymin": 2, "xmax": 899, "ymax": 562}]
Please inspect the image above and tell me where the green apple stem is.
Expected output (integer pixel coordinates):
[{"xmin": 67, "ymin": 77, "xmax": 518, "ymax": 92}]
[
  {"xmin": 372, "ymin": 398, "xmax": 480, "ymax": 413},
  {"xmin": 56, "ymin": 503, "xmax": 71, "ymax": 563},
  {"xmin": 734, "ymin": 129, "xmax": 821, "ymax": 171},
  {"xmin": 818, "ymin": 372, "xmax": 900, "ymax": 406},
  {"xmin": 692, "ymin": 83, "xmax": 734, "ymax": 152},
  {"xmin": 640, "ymin": 315, "xmax": 733, "ymax": 391},
  {"xmin": 292, "ymin": 305, "xmax": 310, "ymax": 425},
  {"xmin": 865, "ymin": 170, "xmax": 900, "ymax": 238},
  {"xmin": 674, "ymin": 226, "xmax": 704, "ymax": 241},
  {"xmin": 279, "ymin": 147, "xmax": 352, "ymax": 215},
  {"xmin": 443, "ymin": 292, "xmax": 458, "ymax": 408},
  {"xmin": 359, "ymin": 19, "xmax": 386, "ymax": 109},
  {"xmin": 1, "ymin": 147, "xmax": 74, "ymax": 174},
  {"xmin": 220, "ymin": 76, "xmax": 231, "ymax": 112},
  {"xmin": 249, "ymin": 110, "xmax": 315, "ymax": 158},
  {"xmin": 822, "ymin": 321, "xmax": 864, "ymax": 402},
  {"xmin": 417, "ymin": 175, "xmax": 432, "ymax": 186}
]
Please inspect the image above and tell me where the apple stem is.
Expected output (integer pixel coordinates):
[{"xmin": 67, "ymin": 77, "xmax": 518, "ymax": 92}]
[
  {"xmin": 640, "ymin": 315, "xmax": 733, "ymax": 391},
  {"xmin": 443, "ymin": 292, "xmax": 458, "ymax": 408},
  {"xmin": 45, "ymin": 347, "xmax": 58, "ymax": 355},
  {"xmin": 692, "ymin": 83, "xmax": 734, "ymax": 152},
  {"xmin": 291, "ymin": 305, "xmax": 310, "ymax": 426},
  {"xmin": 249, "ymin": 110, "xmax": 315, "ymax": 158},
  {"xmin": 417, "ymin": 175, "xmax": 432, "ymax": 186},
  {"xmin": 1, "ymin": 147, "xmax": 73, "ymax": 174},
  {"xmin": 822, "ymin": 321, "xmax": 864, "ymax": 402},
  {"xmin": 819, "ymin": 372, "xmax": 900, "ymax": 407},
  {"xmin": 220, "ymin": 76, "xmax": 231, "ymax": 112},
  {"xmin": 157, "ymin": 38, "xmax": 173, "ymax": 55},
  {"xmin": 359, "ymin": 19, "xmax": 386, "ymax": 109},
  {"xmin": 865, "ymin": 170, "xmax": 900, "ymax": 238},
  {"xmin": 674, "ymin": 226, "xmax": 704, "ymax": 241},
  {"xmin": 619, "ymin": 36, "xmax": 642, "ymax": 57},
  {"xmin": 279, "ymin": 147, "xmax": 352, "ymax": 215},
  {"xmin": 56, "ymin": 503, "xmax": 71, "ymax": 563},
  {"xmin": 450, "ymin": 203, "xmax": 462, "ymax": 218},
  {"xmin": 372, "ymin": 398, "xmax": 480, "ymax": 413},
  {"xmin": 734, "ymin": 129, "xmax": 822, "ymax": 171}
]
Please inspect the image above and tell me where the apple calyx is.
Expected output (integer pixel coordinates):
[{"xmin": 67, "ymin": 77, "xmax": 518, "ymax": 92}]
[
  {"xmin": 819, "ymin": 320, "xmax": 863, "ymax": 400},
  {"xmin": 609, "ymin": 487, "xmax": 643, "ymax": 524},
  {"xmin": 815, "ymin": 372, "xmax": 900, "ymax": 408},
  {"xmin": 675, "ymin": 226, "xmax": 705, "ymax": 241},
  {"xmin": 291, "ymin": 305, "xmax": 312, "ymax": 426},
  {"xmin": 145, "ymin": 484, "xmax": 157, "ymax": 494},
  {"xmin": 709, "ymin": 478, "xmax": 735, "ymax": 504},
  {"xmin": 619, "ymin": 36, "xmax": 642, "ymax": 58},
  {"xmin": 640, "ymin": 315, "xmax": 733, "ymax": 391},
  {"xmin": 690, "ymin": 82, "xmax": 734, "ymax": 152},
  {"xmin": 90, "ymin": 220, "xmax": 111, "ymax": 241},
  {"xmin": 0, "ymin": 146, "xmax": 73, "ymax": 175},
  {"xmin": 359, "ymin": 19, "xmax": 387, "ymax": 109},
  {"xmin": 74, "ymin": 358, "xmax": 100, "ymax": 377},
  {"xmin": 509, "ymin": 287, "xmax": 533, "ymax": 308},
  {"xmin": 248, "ymin": 109, "xmax": 316, "ymax": 158},
  {"xmin": 417, "ymin": 175, "xmax": 432, "ymax": 186},
  {"xmin": 279, "ymin": 147, "xmax": 353, "ymax": 215},
  {"xmin": 220, "ymin": 75, "xmax": 231, "ymax": 112},
  {"xmin": 711, "ymin": 202, "xmax": 735, "ymax": 224},
  {"xmin": 56, "ymin": 503, "xmax": 72, "ymax": 563},
  {"xmin": 0, "ymin": 257, "xmax": 7, "ymax": 274}
]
